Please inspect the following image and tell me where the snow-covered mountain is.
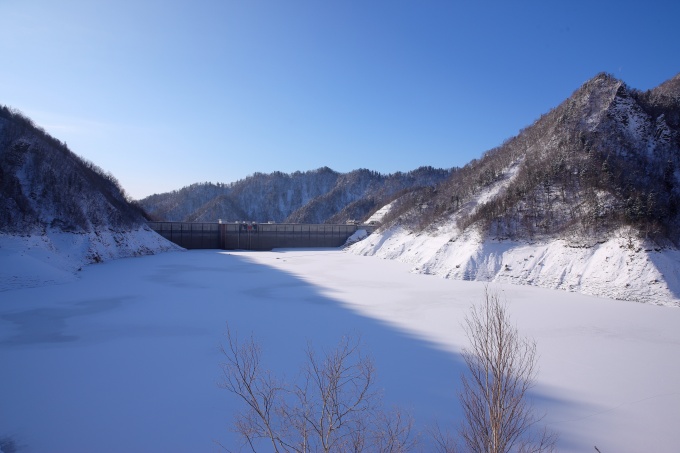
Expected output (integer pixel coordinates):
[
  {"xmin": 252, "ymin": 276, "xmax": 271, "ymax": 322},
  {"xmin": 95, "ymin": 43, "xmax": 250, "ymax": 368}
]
[
  {"xmin": 349, "ymin": 72, "xmax": 680, "ymax": 306},
  {"xmin": 139, "ymin": 166, "xmax": 452, "ymax": 224},
  {"xmin": 0, "ymin": 106, "xmax": 178, "ymax": 289},
  {"xmin": 4, "ymin": 72, "xmax": 680, "ymax": 304}
]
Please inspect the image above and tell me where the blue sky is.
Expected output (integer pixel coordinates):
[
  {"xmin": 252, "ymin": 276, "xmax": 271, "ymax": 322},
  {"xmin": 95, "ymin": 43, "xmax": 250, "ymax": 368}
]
[{"xmin": 1, "ymin": 0, "xmax": 678, "ymax": 199}]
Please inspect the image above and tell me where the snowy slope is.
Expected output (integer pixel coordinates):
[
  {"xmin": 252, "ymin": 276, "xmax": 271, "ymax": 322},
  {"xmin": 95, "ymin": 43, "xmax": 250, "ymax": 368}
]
[
  {"xmin": 0, "ymin": 228, "xmax": 180, "ymax": 291},
  {"xmin": 349, "ymin": 226, "xmax": 680, "ymax": 307},
  {"xmin": 365, "ymin": 200, "xmax": 395, "ymax": 223},
  {"xmin": 348, "ymin": 163, "xmax": 680, "ymax": 306},
  {"xmin": 1, "ymin": 107, "xmax": 183, "ymax": 287},
  {"xmin": 348, "ymin": 73, "xmax": 680, "ymax": 306}
]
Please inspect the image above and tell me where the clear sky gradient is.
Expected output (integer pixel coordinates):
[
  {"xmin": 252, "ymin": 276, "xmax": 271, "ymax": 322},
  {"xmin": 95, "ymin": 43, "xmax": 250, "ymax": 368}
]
[{"xmin": 1, "ymin": 0, "xmax": 678, "ymax": 199}]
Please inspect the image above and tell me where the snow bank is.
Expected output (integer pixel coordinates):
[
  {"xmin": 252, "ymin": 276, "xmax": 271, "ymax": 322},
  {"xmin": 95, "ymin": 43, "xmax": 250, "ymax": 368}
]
[
  {"xmin": 343, "ymin": 228, "xmax": 368, "ymax": 246},
  {"xmin": 0, "ymin": 227, "xmax": 180, "ymax": 291},
  {"xmin": 349, "ymin": 227, "xmax": 680, "ymax": 307}
]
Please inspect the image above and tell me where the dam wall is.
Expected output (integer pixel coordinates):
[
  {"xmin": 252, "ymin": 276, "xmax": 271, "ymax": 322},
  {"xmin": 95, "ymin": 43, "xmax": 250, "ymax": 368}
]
[{"xmin": 147, "ymin": 222, "xmax": 369, "ymax": 251}]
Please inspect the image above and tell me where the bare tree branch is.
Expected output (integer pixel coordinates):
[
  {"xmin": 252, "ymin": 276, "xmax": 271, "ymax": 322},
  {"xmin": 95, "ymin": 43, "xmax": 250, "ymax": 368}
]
[
  {"xmin": 458, "ymin": 287, "xmax": 557, "ymax": 453},
  {"xmin": 218, "ymin": 325, "xmax": 289, "ymax": 452},
  {"xmin": 429, "ymin": 422, "xmax": 459, "ymax": 453},
  {"xmin": 219, "ymin": 326, "xmax": 416, "ymax": 452}
]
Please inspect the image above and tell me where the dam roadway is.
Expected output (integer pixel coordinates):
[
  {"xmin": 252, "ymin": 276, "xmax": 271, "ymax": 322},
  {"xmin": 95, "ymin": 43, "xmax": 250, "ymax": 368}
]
[{"xmin": 147, "ymin": 221, "xmax": 376, "ymax": 251}]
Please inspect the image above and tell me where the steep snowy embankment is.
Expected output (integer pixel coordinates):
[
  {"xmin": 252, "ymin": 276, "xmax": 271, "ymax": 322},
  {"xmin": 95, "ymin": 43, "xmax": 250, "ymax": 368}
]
[
  {"xmin": 0, "ymin": 228, "xmax": 180, "ymax": 291},
  {"xmin": 348, "ymin": 124, "xmax": 680, "ymax": 307},
  {"xmin": 349, "ymin": 227, "xmax": 680, "ymax": 307}
]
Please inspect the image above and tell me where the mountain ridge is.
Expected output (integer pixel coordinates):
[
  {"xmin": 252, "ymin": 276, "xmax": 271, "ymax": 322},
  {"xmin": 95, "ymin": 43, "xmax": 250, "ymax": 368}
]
[
  {"xmin": 139, "ymin": 166, "xmax": 452, "ymax": 224},
  {"xmin": 0, "ymin": 106, "xmax": 147, "ymax": 233},
  {"xmin": 378, "ymin": 72, "xmax": 680, "ymax": 242},
  {"xmin": 0, "ymin": 105, "xmax": 178, "ymax": 286},
  {"xmin": 348, "ymin": 72, "xmax": 680, "ymax": 305}
]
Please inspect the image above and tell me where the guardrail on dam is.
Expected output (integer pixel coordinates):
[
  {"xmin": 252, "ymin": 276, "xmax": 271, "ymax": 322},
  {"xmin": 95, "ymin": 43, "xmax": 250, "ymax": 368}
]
[{"xmin": 147, "ymin": 221, "xmax": 373, "ymax": 251}]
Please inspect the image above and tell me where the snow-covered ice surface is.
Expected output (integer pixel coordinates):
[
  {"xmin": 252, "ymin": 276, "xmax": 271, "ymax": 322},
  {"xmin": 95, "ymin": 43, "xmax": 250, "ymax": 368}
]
[
  {"xmin": 349, "ymin": 226, "xmax": 680, "ymax": 307},
  {"xmin": 1, "ymin": 248, "xmax": 679, "ymax": 452}
]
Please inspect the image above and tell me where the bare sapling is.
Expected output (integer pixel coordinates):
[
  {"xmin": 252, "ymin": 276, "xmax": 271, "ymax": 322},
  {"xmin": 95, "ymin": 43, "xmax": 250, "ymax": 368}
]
[{"xmin": 458, "ymin": 288, "xmax": 557, "ymax": 453}]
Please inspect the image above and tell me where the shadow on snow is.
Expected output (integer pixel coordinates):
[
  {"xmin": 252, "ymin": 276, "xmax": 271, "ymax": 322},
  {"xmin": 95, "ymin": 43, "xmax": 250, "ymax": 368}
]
[{"xmin": 0, "ymin": 249, "xmax": 588, "ymax": 452}]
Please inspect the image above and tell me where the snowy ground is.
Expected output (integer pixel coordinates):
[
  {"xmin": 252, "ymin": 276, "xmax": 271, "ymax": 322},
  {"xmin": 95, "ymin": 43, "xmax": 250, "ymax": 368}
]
[
  {"xmin": 1, "ymin": 248, "xmax": 679, "ymax": 452},
  {"xmin": 349, "ymin": 226, "xmax": 680, "ymax": 307}
]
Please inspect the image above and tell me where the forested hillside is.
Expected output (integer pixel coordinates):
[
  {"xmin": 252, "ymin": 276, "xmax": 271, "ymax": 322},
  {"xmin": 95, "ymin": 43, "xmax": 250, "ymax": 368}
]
[
  {"xmin": 139, "ymin": 166, "xmax": 451, "ymax": 224},
  {"xmin": 349, "ymin": 72, "xmax": 680, "ymax": 305},
  {"xmin": 0, "ymin": 106, "xmax": 177, "ymax": 287},
  {"xmin": 0, "ymin": 106, "xmax": 148, "ymax": 233},
  {"xmin": 381, "ymin": 72, "xmax": 680, "ymax": 243}
]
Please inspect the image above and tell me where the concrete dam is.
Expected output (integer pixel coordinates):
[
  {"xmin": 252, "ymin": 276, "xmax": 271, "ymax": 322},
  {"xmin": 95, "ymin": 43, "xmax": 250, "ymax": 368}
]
[{"xmin": 147, "ymin": 221, "xmax": 374, "ymax": 251}]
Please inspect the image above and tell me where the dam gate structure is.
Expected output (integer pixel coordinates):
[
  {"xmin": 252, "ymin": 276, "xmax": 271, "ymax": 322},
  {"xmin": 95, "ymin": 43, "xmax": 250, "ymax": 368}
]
[{"xmin": 147, "ymin": 221, "xmax": 372, "ymax": 251}]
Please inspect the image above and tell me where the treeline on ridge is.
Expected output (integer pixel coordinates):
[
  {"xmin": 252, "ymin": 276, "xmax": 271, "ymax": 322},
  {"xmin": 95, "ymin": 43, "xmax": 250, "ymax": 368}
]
[
  {"xmin": 139, "ymin": 166, "xmax": 452, "ymax": 225},
  {"xmin": 380, "ymin": 72, "xmax": 680, "ymax": 244},
  {"xmin": 0, "ymin": 105, "xmax": 148, "ymax": 233}
]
